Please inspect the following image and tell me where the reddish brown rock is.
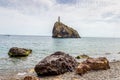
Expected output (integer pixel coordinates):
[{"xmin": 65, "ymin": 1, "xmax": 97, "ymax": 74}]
[
  {"xmin": 76, "ymin": 63, "xmax": 91, "ymax": 75},
  {"xmin": 85, "ymin": 57, "xmax": 110, "ymax": 70},
  {"xmin": 24, "ymin": 76, "xmax": 40, "ymax": 80},
  {"xmin": 76, "ymin": 57, "xmax": 110, "ymax": 75}
]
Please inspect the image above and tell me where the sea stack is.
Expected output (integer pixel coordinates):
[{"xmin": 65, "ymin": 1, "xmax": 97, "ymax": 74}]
[{"xmin": 52, "ymin": 17, "xmax": 80, "ymax": 38}]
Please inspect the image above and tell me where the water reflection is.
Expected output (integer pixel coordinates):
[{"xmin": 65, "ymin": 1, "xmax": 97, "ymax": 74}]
[{"xmin": 9, "ymin": 57, "xmax": 28, "ymax": 64}]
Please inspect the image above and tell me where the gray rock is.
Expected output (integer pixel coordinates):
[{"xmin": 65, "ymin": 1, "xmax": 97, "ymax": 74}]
[{"xmin": 34, "ymin": 51, "xmax": 78, "ymax": 76}]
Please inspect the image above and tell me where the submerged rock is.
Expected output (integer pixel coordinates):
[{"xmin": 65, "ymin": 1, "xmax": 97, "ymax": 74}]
[
  {"xmin": 105, "ymin": 53, "xmax": 111, "ymax": 55},
  {"xmin": 52, "ymin": 18, "xmax": 80, "ymax": 38},
  {"xmin": 118, "ymin": 52, "xmax": 120, "ymax": 54},
  {"xmin": 34, "ymin": 51, "xmax": 78, "ymax": 76},
  {"xmin": 76, "ymin": 57, "xmax": 110, "ymax": 75},
  {"xmin": 76, "ymin": 54, "xmax": 89, "ymax": 59},
  {"xmin": 8, "ymin": 47, "xmax": 32, "ymax": 57}
]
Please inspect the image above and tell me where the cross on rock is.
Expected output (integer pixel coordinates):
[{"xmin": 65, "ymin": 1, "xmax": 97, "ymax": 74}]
[{"xmin": 58, "ymin": 16, "xmax": 60, "ymax": 23}]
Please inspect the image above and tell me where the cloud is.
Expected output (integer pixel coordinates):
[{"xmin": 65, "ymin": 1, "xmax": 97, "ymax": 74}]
[
  {"xmin": 0, "ymin": 0, "xmax": 119, "ymax": 37},
  {"xmin": 56, "ymin": 0, "xmax": 77, "ymax": 4}
]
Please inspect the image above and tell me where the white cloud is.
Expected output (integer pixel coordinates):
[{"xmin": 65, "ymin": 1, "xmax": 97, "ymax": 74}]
[{"xmin": 0, "ymin": 0, "xmax": 120, "ymax": 37}]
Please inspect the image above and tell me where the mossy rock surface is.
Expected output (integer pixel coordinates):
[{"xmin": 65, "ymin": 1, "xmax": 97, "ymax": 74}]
[
  {"xmin": 8, "ymin": 47, "xmax": 32, "ymax": 57},
  {"xmin": 76, "ymin": 54, "xmax": 89, "ymax": 59}
]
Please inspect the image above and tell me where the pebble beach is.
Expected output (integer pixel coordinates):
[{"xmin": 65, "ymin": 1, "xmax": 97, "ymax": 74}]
[{"xmin": 0, "ymin": 61, "xmax": 120, "ymax": 80}]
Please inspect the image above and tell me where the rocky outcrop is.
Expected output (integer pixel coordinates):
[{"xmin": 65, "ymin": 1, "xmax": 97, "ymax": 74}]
[
  {"xmin": 34, "ymin": 51, "xmax": 78, "ymax": 76},
  {"xmin": 76, "ymin": 57, "xmax": 110, "ymax": 75},
  {"xmin": 8, "ymin": 47, "xmax": 32, "ymax": 57},
  {"xmin": 52, "ymin": 22, "xmax": 80, "ymax": 38}
]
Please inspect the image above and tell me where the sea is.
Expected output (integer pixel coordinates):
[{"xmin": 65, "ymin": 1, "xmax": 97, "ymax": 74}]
[{"xmin": 0, "ymin": 35, "xmax": 120, "ymax": 75}]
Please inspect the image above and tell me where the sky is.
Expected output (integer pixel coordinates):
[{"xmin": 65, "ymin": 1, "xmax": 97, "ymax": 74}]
[{"xmin": 0, "ymin": 0, "xmax": 120, "ymax": 37}]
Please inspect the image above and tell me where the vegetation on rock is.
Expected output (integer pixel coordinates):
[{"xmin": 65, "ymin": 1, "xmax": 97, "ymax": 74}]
[
  {"xmin": 76, "ymin": 54, "xmax": 89, "ymax": 59},
  {"xmin": 8, "ymin": 47, "xmax": 32, "ymax": 57}
]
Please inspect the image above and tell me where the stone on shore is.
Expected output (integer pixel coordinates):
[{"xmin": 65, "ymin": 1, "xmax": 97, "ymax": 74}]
[
  {"xmin": 34, "ymin": 51, "xmax": 78, "ymax": 76},
  {"xmin": 52, "ymin": 22, "xmax": 80, "ymax": 38},
  {"xmin": 24, "ymin": 76, "xmax": 40, "ymax": 80},
  {"xmin": 85, "ymin": 57, "xmax": 110, "ymax": 70},
  {"xmin": 76, "ymin": 63, "xmax": 91, "ymax": 75},
  {"xmin": 76, "ymin": 57, "xmax": 110, "ymax": 75},
  {"xmin": 8, "ymin": 47, "xmax": 32, "ymax": 57}
]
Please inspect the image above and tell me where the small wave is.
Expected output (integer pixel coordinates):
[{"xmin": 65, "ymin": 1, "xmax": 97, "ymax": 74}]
[{"xmin": 17, "ymin": 72, "xmax": 27, "ymax": 76}]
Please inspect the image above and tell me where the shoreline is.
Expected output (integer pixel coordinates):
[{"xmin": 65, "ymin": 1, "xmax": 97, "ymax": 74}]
[{"xmin": 1, "ymin": 61, "xmax": 120, "ymax": 80}]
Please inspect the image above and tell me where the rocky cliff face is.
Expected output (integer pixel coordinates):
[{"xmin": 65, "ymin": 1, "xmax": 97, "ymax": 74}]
[{"xmin": 52, "ymin": 22, "xmax": 80, "ymax": 38}]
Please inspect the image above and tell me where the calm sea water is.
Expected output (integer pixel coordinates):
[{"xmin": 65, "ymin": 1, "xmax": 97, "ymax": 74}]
[{"xmin": 0, "ymin": 35, "xmax": 120, "ymax": 74}]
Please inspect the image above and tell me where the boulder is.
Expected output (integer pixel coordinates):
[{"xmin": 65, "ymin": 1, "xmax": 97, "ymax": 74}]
[
  {"xmin": 34, "ymin": 51, "xmax": 78, "ymax": 76},
  {"xmin": 76, "ymin": 57, "xmax": 110, "ymax": 75},
  {"xmin": 85, "ymin": 57, "xmax": 110, "ymax": 70},
  {"xmin": 76, "ymin": 63, "xmax": 91, "ymax": 75},
  {"xmin": 52, "ymin": 22, "xmax": 80, "ymax": 38},
  {"xmin": 8, "ymin": 47, "xmax": 32, "ymax": 57}
]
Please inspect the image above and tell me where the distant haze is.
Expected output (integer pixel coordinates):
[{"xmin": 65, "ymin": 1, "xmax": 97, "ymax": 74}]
[{"xmin": 0, "ymin": 0, "xmax": 120, "ymax": 37}]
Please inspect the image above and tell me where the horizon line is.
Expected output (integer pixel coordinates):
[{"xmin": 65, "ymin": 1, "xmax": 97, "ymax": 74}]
[{"xmin": 0, "ymin": 34, "xmax": 120, "ymax": 38}]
